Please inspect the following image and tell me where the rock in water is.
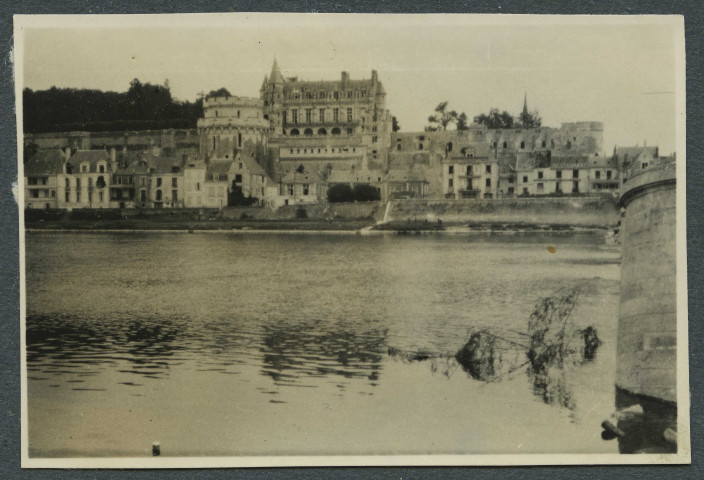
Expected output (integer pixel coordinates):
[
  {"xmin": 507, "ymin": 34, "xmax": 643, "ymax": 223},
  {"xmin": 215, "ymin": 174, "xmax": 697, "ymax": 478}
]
[{"xmin": 455, "ymin": 331, "xmax": 501, "ymax": 381}]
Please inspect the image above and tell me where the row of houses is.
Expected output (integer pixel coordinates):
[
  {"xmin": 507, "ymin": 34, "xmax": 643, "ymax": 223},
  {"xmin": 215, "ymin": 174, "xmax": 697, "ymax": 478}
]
[{"xmin": 23, "ymin": 141, "xmax": 665, "ymax": 211}]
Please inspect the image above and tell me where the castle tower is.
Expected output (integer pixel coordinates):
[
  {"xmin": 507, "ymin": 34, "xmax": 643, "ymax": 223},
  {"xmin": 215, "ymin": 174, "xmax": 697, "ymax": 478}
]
[{"xmin": 261, "ymin": 59, "xmax": 286, "ymax": 135}]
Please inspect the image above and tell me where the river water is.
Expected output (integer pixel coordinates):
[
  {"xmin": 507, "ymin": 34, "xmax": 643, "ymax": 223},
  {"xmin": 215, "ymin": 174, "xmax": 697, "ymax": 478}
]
[{"xmin": 25, "ymin": 231, "xmax": 621, "ymax": 457}]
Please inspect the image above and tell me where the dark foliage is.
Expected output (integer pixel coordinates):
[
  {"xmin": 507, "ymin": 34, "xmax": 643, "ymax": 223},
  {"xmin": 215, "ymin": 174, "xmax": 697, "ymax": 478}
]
[
  {"xmin": 327, "ymin": 183, "xmax": 381, "ymax": 203},
  {"xmin": 23, "ymin": 79, "xmax": 203, "ymax": 133},
  {"xmin": 327, "ymin": 183, "xmax": 355, "ymax": 203}
]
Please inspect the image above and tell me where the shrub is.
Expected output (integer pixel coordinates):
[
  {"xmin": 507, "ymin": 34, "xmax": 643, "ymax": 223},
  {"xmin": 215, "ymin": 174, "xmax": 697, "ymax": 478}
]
[
  {"xmin": 327, "ymin": 183, "xmax": 354, "ymax": 203},
  {"xmin": 327, "ymin": 183, "xmax": 381, "ymax": 203}
]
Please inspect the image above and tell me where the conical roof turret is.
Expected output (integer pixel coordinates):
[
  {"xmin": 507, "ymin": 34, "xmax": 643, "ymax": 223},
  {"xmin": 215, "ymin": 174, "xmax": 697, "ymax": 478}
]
[{"xmin": 269, "ymin": 59, "xmax": 284, "ymax": 84}]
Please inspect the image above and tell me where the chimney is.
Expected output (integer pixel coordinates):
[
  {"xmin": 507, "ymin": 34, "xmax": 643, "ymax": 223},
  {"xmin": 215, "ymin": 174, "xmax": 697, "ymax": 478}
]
[
  {"xmin": 371, "ymin": 70, "xmax": 378, "ymax": 85},
  {"xmin": 110, "ymin": 147, "xmax": 117, "ymax": 164},
  {"xmin": 341, "ymin": 71, "xmax": 349, "ymax": 84}
]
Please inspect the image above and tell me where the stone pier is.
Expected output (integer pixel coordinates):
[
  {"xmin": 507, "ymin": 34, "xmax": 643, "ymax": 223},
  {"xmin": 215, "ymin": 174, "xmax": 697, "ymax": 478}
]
[{"xmin": 615, "ymin": 158, "xmax": 677, "ymax": 453}]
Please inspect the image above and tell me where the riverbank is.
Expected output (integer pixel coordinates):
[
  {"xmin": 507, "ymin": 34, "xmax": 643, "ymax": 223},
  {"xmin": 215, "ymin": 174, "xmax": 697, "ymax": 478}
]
[{"xmin": 23, "ymin": 196, "xmax": 619, "ymax": 232}]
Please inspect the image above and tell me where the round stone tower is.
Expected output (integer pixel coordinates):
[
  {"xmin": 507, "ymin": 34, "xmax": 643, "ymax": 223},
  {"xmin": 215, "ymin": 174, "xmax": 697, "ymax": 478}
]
[{"xmin": 615, "ymin": 156, "xmax": 678, "ymax": 453}]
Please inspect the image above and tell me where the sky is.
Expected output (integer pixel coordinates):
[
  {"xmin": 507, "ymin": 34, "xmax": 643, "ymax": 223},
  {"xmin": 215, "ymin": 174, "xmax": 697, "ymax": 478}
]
[{"xmin": 16, "ymin": 14, "xmax": 684, "ymax": 154}]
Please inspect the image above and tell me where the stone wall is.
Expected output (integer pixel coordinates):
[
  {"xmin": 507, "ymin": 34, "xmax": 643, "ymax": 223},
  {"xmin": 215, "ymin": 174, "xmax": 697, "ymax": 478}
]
[
  {"xmin": 386, "ymin": 196, "xmax": 619, "ymax": 226},
  {"xmin": 617, "ymin": 163, "xmax": 677, "ymax": 404}
]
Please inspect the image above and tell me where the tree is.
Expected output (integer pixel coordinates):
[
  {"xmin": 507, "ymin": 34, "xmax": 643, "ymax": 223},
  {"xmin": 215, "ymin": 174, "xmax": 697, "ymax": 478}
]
[
  {"xmin": 205, "ymin": 87, "xmax": 232, "ymax": 99},
  {"xmin": 327, "ymin": 184, "xmax": 355, "ymax": 203},
  {"xmin": 473, "ymin": 108, "xmax": 515, "ymax": 129},
  {"xmin": 456, "ymin": 112, "xmax": 469, "ymax": 131},
  {"xmin": 426, "ymin": 101, "xmax": 458, "ymax": 131},
  {"xmin": 392, "ymin": 116, "xmax": 401, "ymax": 132},
  {"xmin": 518, "ymin": 109, "xmax": 542, "ymax": 128}
]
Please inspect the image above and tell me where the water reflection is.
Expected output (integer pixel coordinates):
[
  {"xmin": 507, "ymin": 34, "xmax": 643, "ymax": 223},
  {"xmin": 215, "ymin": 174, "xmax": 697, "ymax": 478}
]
[
  {"xmin": 26, "ymin": 314, "xmax": 188, "ymax": 383},
  {"xmin": 259, "ymin": 321, "xmax": 387, "ymax": 388}
]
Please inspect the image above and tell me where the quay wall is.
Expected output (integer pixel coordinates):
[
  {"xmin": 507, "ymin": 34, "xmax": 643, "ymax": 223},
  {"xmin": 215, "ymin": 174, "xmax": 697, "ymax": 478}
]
[
  {"xmin": 616, "ymin": 163, "xmax": 678, "ymax": 404},
  {"xmin": 386, "ymin": 196, "xmax": 619, "ymax": 226}
]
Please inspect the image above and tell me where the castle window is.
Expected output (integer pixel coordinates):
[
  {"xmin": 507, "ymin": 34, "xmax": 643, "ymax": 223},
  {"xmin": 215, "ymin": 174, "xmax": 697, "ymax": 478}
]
[
  {"xmin": 215, "ymin": 111, "xmax": 218, "ymax": 117},
  {"xmin": 372, "ymin": 126, "xmax": 377, "ymax": 132},
  {"xmin": 319, "ymin": 108, "xmax": 325, "ymax": 123},
  {"xmin": 290, "ymin": 128, "xmax": 300, "ymax": 136},
  {"xmin": 347, "ymin": 91, "xmax": 353, "ymax": 98},
  {"xmin": 290, "ymin": 149, "xmax": 293, "ymax": 154},
  {"xmin": 418, "ymin": 143, "xmax": 424, "ymax": 151},
  {"xmin": 347, "ymin": 108, "xmax": 353, "ymax": 122},
  {"xmin": 607, "ymin": 170, "xmax": 612, "ymax": 180},
  {"xmin": 237, "ymin": 110, "xmax": 240, "ymax": 118},
  {"xmin": 523, "ymin": 176, "xmax": 528, "ymax": 183},
  {"xmin": 292, "ymin": 109, "xmax": 298, "ymax": 124},
  {"xmin": 447, "ymin": 142, "xmax": 452, "ymax": 152},
  {"xmin": 466, "ymin": 166, "xmax": 472, "ymax": 175},
  {"xmin": 331, "ymin": 127, "xmax": 341, "ymax": 136},
  {"xmin": 99, "ymin": 165, "xmax": 105, "ymax": 173},
  {"xmin": 537, "ymin": 183, "xmax": 544, "ymax": 192},
  {"xmin": 372, "ymin": 136, "xmax": 378, "ymax": 143},
  {"xmin": 595, "ymin": 171, "xmax": 601, "ymax": 179},
  {"xmin": 397, "ymin": 144, "xmax": 401, "ymax": 150},
  {"xmin": 503, "ymin": 142, "xmax": 507, "ymax": 149},
  {"xmin": 317, "ymin": 128, "xmax": 327, "ymax": 135},
  {"xmin": 449, "ymin": 166, "xmax": 454, "ymax": 174},
  {"xmin": 573, "ymin": 169, "xmax": 579, "ymax": 178},
  {"xmin": 304, "ymin": 128, "xmax": 313, "ymax": 136},
  {"xmin": 361, "ymin": 90, "xmax": 367, "ymax": 97},
  {"xmin": 485, "ymin": 165, "xmax": 491, "ymax": 174},
  {"xmin": 333, "ymin": 91, "xmax": 339, "ymax": 100},
  {"xmin": 541, "ymin": 140, "xmax": 546, "ymax": 148},
  {"xmin": 486, "ymin": 178, "xmax": 491, "ymax": 188},
  {"xmin": 282, "ymin": 111, "xmax": 287, "ymax": 124},
  {"xmin": 305, "ymin": 109, "xmax": 312, "ymax": 123},
  {"xmin": 333, "ymin": 108, "xmax": 339, "ymax": 123},
  {"xmin": 320, "ymin": 91, "xmax": 326, "ymax": 99},
  {"xmin": 493, "ymin": 141, "xmax": 497, "ymax": 149},
  {"xmin": 538, "ymin": 171, "xmax": 543, "ymax": 179},
  {"xmin": 520, "ymin": 141, "xmax": 525, "ymax": 149}
]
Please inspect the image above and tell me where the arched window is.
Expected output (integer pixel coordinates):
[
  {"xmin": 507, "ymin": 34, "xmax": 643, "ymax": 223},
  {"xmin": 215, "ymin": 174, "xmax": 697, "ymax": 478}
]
[
  {"xmin": 331, "ymin": 127, "xmax": 341, "ymax": 136},
  {"xmin": 317, "ymin": 128, "xmax": 327, "ymax": 135},
  {"xmin": 502, "ymin": 141, "xmax": 507, "ymax": 149},
  {"xmin": 304, "ymin": 128, "xmax": 313, "ymax": 136},
  {"xmin": 290, "ymin": 128, "xmax": 300, "ymax": 136}
]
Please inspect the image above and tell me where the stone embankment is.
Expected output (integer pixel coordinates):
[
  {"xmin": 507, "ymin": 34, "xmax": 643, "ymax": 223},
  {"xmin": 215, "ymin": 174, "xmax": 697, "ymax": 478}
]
[
  {"xmin": 24, "ymin": 197, "xmax": 619, "ymax": 231},
  {"xmin": 386, "ymin": 196, "xmax": 620, "ymax": 228}
]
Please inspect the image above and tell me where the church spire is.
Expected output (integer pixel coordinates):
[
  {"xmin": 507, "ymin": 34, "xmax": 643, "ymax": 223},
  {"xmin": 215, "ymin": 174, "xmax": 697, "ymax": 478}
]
[
  {"xmin": 269, "ymin": 58, "xmax": 284, "ymax": 84},
  {"xmin": 522, "ymin": 91, "xmax": 528, "ymax": 116}
]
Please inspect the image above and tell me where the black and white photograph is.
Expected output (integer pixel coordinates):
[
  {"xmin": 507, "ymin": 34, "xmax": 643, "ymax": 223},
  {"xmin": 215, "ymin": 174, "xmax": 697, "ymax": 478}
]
[{"xmin": 15, "ymin": 13, "xmax": 689, "ymax": 467}]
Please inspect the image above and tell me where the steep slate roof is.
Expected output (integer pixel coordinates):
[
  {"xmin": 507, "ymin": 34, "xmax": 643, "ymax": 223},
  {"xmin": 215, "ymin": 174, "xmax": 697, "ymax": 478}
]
[
  {"xmin": 149, "ymin": 155, "xmax": 183, "ymax": 175},
  {"xmin": 66, "ymin": 150, "xmax": 111, "ymax": 173},
  {"xmin": 280, "ymin": 168, "xmax": 323, "ymax": 184},
  {"xmin": 240, "ymin": 153, "xmax": 267, "ymax": 177},
  {"xmin": 549, "ymin": 155, "xmax": 591, "ymax": 170},
  {"xmin": 387, "ymin": 170, "xmax": 429, "ymax": 183},
  {"xmin": 24, "ymin": 149, "xmax": 65, "ymax": 176},
  {"xmin": 206, "ymin": 159, "xmax": 233, "ymax": 179}
]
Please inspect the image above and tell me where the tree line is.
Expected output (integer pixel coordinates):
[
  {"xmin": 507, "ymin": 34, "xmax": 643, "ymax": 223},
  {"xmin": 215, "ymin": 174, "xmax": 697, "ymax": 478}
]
[
  {"xmin": 22, "ymin": 79, "xmax": 214, "ymax": 133},
  {"xmin": 424, "ymin": 101, "xmax": 542, "ymax": 131}
]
